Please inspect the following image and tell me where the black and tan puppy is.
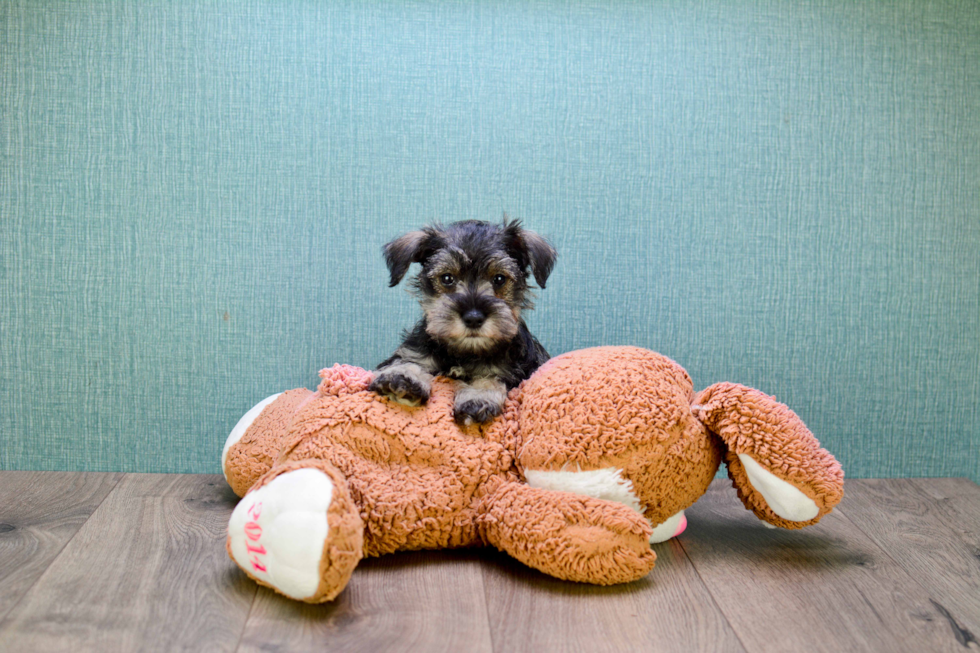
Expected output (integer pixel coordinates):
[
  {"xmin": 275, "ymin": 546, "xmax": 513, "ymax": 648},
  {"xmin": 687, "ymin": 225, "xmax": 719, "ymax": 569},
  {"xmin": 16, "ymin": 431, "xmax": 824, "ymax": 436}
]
[{"xmin": 370, "ymin": 219, "xmax": 557, "ymax": 424}]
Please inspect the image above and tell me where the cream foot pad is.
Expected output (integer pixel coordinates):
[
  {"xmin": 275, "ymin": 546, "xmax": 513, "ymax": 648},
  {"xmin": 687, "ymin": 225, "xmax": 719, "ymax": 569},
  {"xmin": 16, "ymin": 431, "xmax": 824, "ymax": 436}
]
[{"xmin": 227, "ymin": 468, "xmax": 333, "ymax": 600}]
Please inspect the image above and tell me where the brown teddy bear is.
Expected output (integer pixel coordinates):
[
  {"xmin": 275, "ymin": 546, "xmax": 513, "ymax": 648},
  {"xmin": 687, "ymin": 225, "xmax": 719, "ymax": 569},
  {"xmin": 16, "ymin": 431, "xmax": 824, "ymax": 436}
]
[{"xmin": 222, "ymin": 346, "xmax": 843, "ymax": 603}]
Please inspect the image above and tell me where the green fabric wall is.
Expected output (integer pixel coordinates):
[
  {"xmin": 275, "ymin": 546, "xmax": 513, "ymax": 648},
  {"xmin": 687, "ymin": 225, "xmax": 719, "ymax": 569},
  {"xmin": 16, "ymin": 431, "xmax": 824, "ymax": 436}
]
[{"xmin": 2, "ymin": 1, "xmax": 978, "ymax": 479}]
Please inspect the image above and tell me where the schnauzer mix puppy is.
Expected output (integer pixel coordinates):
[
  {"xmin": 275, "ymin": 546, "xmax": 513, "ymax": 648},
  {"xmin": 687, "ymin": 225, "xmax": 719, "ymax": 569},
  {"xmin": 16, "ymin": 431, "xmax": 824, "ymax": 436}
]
[{"xmin": 370, "ymin": 219, "xmax": 557, "ymax": 425}]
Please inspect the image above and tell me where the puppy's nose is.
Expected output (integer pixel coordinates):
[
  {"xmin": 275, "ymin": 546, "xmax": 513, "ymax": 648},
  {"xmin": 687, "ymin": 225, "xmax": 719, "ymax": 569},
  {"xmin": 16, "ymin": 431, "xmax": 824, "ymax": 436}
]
[{"xmin": 461, "ymin": 308, "xmax": 486, "ymax": 329}]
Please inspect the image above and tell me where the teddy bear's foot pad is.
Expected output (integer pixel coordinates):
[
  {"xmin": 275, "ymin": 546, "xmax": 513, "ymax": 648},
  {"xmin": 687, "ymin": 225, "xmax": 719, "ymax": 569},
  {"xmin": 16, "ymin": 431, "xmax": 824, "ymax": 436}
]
[
  {"xmin": 737, "ymin": 454, "xmax": 819, "ymax": 522},
  {"xmin": 227, "ymin": 468, "xmax": 333, "ymax": 601}
]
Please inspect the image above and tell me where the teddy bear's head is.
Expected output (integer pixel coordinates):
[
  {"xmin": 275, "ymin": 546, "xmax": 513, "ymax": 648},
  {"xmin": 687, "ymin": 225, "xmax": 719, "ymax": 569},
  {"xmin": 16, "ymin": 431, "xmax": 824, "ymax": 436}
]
[{"xmin": 511, "ymin": 346, "xmax": 722, "ymax": 531}]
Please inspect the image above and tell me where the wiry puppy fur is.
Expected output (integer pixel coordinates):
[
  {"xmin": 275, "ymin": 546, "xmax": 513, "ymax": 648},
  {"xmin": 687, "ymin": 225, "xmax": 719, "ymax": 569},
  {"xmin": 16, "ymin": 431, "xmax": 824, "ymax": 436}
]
[{"xmin": 370, "ymin": 219, "xmax": 557, "ymax": 424}]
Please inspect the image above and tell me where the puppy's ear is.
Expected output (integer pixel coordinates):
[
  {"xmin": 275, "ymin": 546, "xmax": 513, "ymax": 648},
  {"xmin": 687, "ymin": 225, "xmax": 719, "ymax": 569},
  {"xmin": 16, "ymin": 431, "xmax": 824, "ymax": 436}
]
[
  {"xmin": 503, "ymin": 218, "xmax": 557, "ymax": 289},
  {"xmin": 383, "ymin": 228, "xmax": 438, "ymax": 286}
]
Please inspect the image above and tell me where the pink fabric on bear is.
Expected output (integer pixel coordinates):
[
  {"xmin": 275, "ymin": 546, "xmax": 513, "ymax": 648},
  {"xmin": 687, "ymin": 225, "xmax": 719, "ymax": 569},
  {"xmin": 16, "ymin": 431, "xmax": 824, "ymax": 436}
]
[{"xmin": 318, "ymin": 364, "xmax": 373, "ymax": 396}]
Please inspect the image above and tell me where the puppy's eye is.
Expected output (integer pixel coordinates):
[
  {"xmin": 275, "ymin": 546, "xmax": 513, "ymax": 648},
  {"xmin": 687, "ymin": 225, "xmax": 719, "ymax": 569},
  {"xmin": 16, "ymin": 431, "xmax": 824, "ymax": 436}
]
[
  {"xmin": 492, "ymin": 274, "xmax": 507, "ymax": 288},
  {"xmin": 439, "ymin": 273, "xmax": 456, "ymax": 286}
]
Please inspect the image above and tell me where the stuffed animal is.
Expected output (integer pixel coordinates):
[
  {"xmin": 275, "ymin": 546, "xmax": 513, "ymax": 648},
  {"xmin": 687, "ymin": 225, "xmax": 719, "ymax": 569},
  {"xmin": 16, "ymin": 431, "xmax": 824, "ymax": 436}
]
[{"xmin": 222, "ymin": 346, "xmax": 843, "ymax": 603}]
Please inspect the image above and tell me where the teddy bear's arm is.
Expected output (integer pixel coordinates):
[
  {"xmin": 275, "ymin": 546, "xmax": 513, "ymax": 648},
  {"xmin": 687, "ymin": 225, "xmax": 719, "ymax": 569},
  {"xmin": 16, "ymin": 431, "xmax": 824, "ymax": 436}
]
[{"xmin": 477, "ymin": 479, "xmax": 656, "ymax": 585}]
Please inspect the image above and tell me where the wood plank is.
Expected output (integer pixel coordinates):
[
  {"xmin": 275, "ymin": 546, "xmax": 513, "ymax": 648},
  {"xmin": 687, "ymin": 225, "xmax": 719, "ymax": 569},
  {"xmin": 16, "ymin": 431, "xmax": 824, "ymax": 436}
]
[
  {"xmin": 0, "ymin": 471, "xmax": 122, "ymax": 621},
  {"xmin": 481, "ymin": 538, "xmax": 746, "ymax": 653},
  {"xmin": 238, "ymin": 549, "xmax": 494, "ymax": 653},
  {"xmin": 840, "ymin": 479, "xmax": 980, "ymax": 648},
  {"xmin": 909, "ymin": 478, "xmax": 980, "ymax": 549},
  {"xmin": 679, "ymin": 479, "xmax": 970, "ymax": 653},
  {"xmin": 0, "ymin": 473, "xmax": 256, "ymax": 653}
]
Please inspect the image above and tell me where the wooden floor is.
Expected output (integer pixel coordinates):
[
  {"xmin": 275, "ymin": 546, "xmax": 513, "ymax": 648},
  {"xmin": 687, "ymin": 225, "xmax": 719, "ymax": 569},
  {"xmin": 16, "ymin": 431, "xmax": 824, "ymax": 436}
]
[{"xmin": 0, "ymin": 474, "xmax": 978, "ymax": 652}]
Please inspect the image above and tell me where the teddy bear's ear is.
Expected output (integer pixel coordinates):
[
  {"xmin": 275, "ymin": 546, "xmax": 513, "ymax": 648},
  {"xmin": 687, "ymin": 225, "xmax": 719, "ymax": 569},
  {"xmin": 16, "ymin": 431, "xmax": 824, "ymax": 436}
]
[
  {"xmin": 382, "ymin": 227, "xmax": 443, "ymax": 287},
  {"xmin": 693, "ymin": 383, "xmax": 844, "ymax": 529},
  {"xmin": 502, "ymin": 217, "xmax": 557, "ymax": 289}
]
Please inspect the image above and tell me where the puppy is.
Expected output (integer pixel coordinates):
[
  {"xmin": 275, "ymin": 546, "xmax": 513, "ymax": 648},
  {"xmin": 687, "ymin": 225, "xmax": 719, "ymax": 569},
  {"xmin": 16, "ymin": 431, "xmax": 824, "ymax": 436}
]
[{"xmin": 369, "ymin": 218, "xmax": 557, "ymax": 424}]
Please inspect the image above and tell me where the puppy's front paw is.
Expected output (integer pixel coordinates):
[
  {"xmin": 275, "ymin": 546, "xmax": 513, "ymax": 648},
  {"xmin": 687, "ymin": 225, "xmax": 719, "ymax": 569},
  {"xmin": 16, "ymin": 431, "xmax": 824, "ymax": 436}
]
[
  {"xmin": 454, "ymin": 398, "xmax": 503, "ymax": 425},
  {"xmin": 369, "ymin": 369, "xmax": 430, "ymax": 406},
  {"xmin": 453, "ymin": 377, "xmax": 507, "ymax": 425}
]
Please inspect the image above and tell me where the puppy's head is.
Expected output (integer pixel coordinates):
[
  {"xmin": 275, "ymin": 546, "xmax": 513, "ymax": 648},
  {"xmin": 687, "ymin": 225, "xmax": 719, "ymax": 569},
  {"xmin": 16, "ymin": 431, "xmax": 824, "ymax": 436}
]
[{"xmin": 383, "ymin": 218, "xmax": 557, "ymax": 354}]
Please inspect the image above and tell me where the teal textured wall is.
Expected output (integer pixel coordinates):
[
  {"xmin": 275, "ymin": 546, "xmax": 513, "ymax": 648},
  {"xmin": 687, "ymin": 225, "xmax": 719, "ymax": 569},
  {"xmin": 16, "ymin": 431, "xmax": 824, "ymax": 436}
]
[{"xmin": 2, "ymin": 1, "xmax": 978, "ymax": 479}]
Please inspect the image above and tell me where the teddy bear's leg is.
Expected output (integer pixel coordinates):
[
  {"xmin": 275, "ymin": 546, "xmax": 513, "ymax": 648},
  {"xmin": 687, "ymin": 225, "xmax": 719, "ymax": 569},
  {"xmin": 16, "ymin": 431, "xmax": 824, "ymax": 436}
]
[
  {"xmin": 222, "ymin": 393, "xmax": 282, "ymax": 475},
  {"xmin": 478, "ymin": 479, "xmax": 657, "ymax": 585},
  {"xmin": 222, "ymin": 388, "xmax": 317, "ymax": 497},
  {"xmin": 693, "ymin": 382, "xmax": 844, "ymax": 529},
  {"xmin": 227, "ymin": 460, "xmax": 364, "ymax": 603}
]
